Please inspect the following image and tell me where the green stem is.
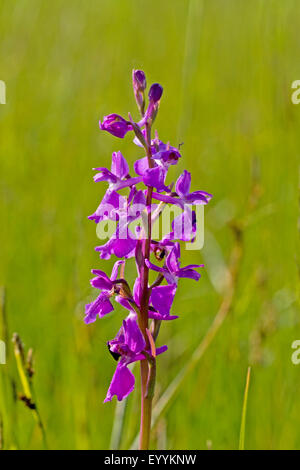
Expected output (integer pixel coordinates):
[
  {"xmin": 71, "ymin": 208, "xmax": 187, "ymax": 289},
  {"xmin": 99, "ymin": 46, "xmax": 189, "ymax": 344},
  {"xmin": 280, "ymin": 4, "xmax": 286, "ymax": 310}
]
[{"xmin": 13, "ymin": 334, "xmax": 48, "ymax": 449}]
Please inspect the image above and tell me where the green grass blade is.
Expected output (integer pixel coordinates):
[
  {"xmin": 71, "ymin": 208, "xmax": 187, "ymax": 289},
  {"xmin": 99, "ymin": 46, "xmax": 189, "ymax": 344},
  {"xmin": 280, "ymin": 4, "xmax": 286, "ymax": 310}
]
[{"xmin": 239, "ymin": 367, "xmax": 251, "ymax": 450}]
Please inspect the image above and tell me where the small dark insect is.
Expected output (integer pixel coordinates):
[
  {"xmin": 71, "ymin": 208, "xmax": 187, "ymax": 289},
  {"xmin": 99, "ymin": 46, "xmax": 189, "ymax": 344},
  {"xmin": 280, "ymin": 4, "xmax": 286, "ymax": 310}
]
[
  {"xmin": 154, "ymin": 248, "xmax": 166, "ymax": 261},
  {"xmin": 107, "ymin": 343, "xmax": 121, "ymax": 361}
]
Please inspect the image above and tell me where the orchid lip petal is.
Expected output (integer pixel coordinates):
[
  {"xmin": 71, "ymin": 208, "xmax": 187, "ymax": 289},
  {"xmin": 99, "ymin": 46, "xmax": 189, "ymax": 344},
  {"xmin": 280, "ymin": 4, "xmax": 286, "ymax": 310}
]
[{"xmin": 104, "ymin": 363, "xmax": 135, "ymax": 402}]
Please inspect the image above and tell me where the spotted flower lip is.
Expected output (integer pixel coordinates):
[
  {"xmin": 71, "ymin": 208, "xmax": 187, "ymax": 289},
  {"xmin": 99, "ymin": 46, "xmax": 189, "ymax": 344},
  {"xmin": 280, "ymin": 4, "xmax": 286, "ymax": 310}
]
[
  {"xmin": 84, "ymin": 260, "xmax": 124, "ymax": 324},
  {"xmin": 100, "ymin": 114, "xmax": 133, "ymax": 138},
  {"xmin": 104, "ymin": 314, "xmax": 167, "ymax": 402}
]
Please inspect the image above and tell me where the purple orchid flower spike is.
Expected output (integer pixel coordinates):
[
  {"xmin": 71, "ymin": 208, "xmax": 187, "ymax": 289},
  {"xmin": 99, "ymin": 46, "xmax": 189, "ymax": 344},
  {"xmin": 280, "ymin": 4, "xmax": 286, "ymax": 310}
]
[
  {"xmin": 85, "ymin": 70, "xmax": 212, "ymax": 450},
  {"xmin": 84, "ymin": 260, "xmax": 124, "ymax": 324},
  {"xmin": 146, "ymin": 242, "xmax": 203, "ymax": 285},
  {"xmin": 100, "ymin": 114, "xmax": 133, "ymax": 138},
  {"xmin": 104, "ymin": 314, "xmax": 167, "ymax": 402}
]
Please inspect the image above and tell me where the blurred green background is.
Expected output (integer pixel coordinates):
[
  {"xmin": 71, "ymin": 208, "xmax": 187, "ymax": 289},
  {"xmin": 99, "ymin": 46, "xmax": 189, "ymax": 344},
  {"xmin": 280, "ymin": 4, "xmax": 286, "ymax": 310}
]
[{"xmin": 0, "ymin": 0, "xmax": 299, "ymax": 450}]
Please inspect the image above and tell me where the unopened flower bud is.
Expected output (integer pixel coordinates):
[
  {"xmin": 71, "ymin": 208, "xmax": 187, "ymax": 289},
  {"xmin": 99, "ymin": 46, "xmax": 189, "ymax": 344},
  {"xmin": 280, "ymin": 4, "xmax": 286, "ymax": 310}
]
[
  {"xmin": 148, "ymin": 83, "xmax": 163, "ymax": 103},
  {"xmin": 132, "ymin": 70, "xmax": 147, "ymax": 116},
  {"xmin": 132, "ymin": 69, "xmax": 146, "ymax": 92},
  {"xmin": 99, "ymin": 114, "xmax": 133, "ymax": 139}
]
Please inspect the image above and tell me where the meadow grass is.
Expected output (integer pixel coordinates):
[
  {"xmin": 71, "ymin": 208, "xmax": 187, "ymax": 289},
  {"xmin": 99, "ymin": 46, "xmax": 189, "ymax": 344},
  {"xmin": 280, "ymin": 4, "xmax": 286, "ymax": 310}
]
[{"xmin": 0, "ymin": 0, "xmax": 299, "ymax": 449}]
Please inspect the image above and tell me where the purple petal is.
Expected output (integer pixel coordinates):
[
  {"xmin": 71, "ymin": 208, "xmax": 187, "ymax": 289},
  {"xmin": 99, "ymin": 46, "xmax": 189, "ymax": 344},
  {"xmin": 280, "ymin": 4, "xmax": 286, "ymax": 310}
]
[
  {"xmin": 115, "ymin": 295, "xmax": 132, "ymax": 311},
  {"xmin": 84, "ymin": 292, "xmax": 113, "ymax": 324},
  {"xmin": 113, "ymin": 232, "xmax": 137, "ymax": 258},
  {"xmin": 88, "ymin": 190, "xmax": 125, "ymax": 224},
  {"xmin": 113, "ymin": 176, "xmax": 143, "ymax": 191},
  {"xmin": 183, "ymin": 263, "xmax": 204, "ymax": 269},
  {"xmin": 123, "ymin": 316, "xmax": 146, "ymax": 354},
  {"xmin": 104, "ymin": 363, "xmax": 135, "ymax": 402},
  {"xmin": 185, "ymin": 191, "xmax": 210, "ymax": 205},
  {"xmin": 95, "ymin": 225, "xmax": 137, "ymax": 260},
  {"xmin": 152, "ymin": 148, "xmax": 181, "ymax": 166},
  {"xmin": 156, "ymin": 345, "xmax": 168, "ymax": 355},
  {"xmin": 132, "ymin": 69, "xmax": 146, "ymax": 91},
  {"xmin": 95, "ymin": 237, "xmax": 115, "ymax": 260},
  {"xmin": 150, "ymin": 284, "xmax": 177, "ymax": 316},
  {"xmin": 132, "ymin": 189, "xmax": 146, "ymax": 206},
  {"xmin": 166, "ymin": 207, "xmax": 196, "ymax": 242},
  {"xmin": 148, "ymin": 311, "xmax": 178, "ymax": 321},
  {"xmin": 143, "ymin": 166, "xmax": 168, "ymax": 192},
  {"xmin": 151, "ymin": 192, "xmax": 184, "ymax": 208},
  {"xmin": 90, "ymin": 275, "xmax": 112, "ymax": 290},
  {"xmin": 135, "ymin": 239, "xmax": 144, "ymax": 275},
  {"xmin": 93, "ymin": 168, "xmax": 117, "ymax": 184},
  {"xmin": 145, "ymin": 259, "xmax": 167, "ymax": 275},
  {"xmin": 110, "ymin": 260, "xmax": 125, "ymax": 282},
  {"xmin": 133, "ymin": 277, "xmax": 142, "ymax": 306},
  {"xmin": 177, "ymin": 266, "xmax": 203, "ymax": 281},
  {"xmin": 148, "ymin": 83, "xmax": 163, "ymax": 103},
  {"xmin": 166, "ymin": 245, "xmax": 180, "ymax": 275},
  {"xmin": 128, "ymin": 190, "xmax": 146, "ymax": 221},
  {"xmin": 175, "ymin": 170, "xmax": 191, "ymax": 197},
  {"xmin": 134, "ymin": 157, "xmax": 149, "ymax": 176},
  {"xmin": 111, "ymin": 151, "xmax": 129, "ymax": 179},
  {"xmin": 100, "ymin": 114, "xmax": 132, "ymax": 139}
]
